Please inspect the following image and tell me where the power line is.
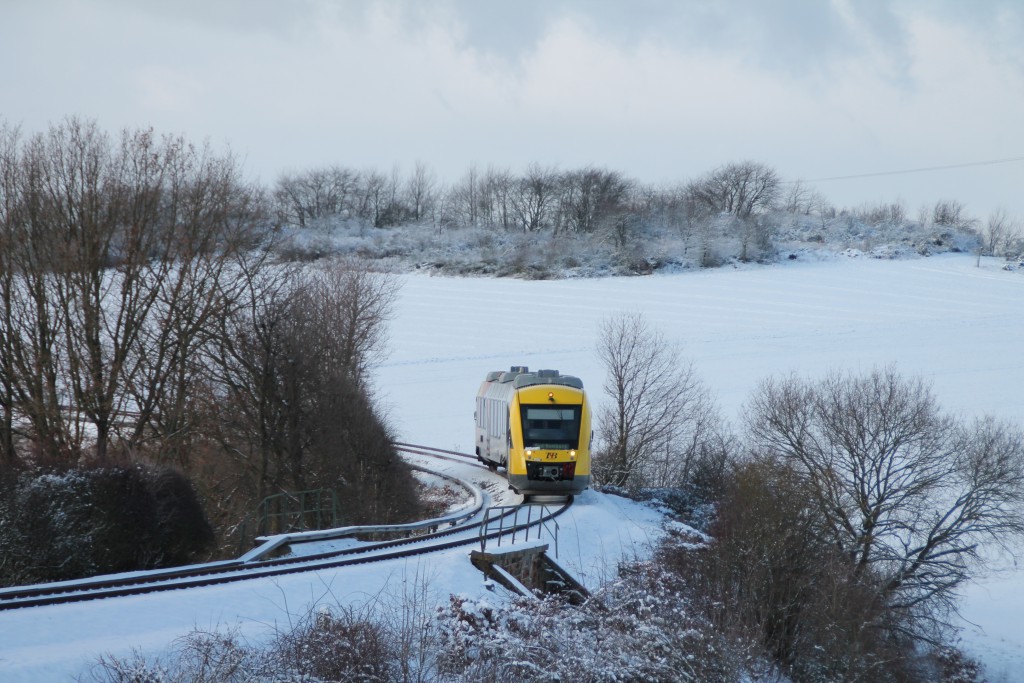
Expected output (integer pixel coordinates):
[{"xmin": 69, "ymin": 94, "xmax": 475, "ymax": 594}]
[{"xmin": 805, "ymin": 156, "xmax": 1024, "ymax": 182}]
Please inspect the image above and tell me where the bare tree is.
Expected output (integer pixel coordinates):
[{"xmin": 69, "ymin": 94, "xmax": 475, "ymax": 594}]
[
  {"xmin": 481, "ymin": 166, "xmax": 515, "ymax": 231},
  {"xmin": 377, "ymin": 165, "xmax": 406, "ymax": 227},
  {"xmin": 450, "ymin": 163, "xmax": 517, "ymax": 231},
  {"xmin": 204, "ymin": 258, "xmax": 410, "ymax": 520},
  {"xmin": 451, "ymin": 164, "xmax": 480, "ymax": 228},
  {"xmin": 695, "ymin": 458, "xmax": 898, "ymax": 678},
  {"xmin": 274, "ymin": 166, "xmax": 359, "ymax": 228},
  {"xmin": 781, "ymin": 179, "xmax": 819, "ymax": 215},
  {"xmin": 202, "ymin": 264, "xmax": 298, "ymax": 504},
  {"xmin": 126, "ymin": 202, "xmax": 271, "ymax": 467},
  {"xmin": 353, "ymin": 169, "xmax": 389, "ymax": 228},
  {"xmin": 635, "ymin": 183, "xmax": 723, "ymax": 266},
  {"xmin": 595, "ymin": 312, "xmax": 724, "ymax": 489},
  {"xmin": 0, "ymin": 118, "xmax": 267, "ymax": 465},
  {"xmin": 308, "ymin": 258, "xmax": 400, "ymax": 388},
  {"xmin": 932, "ymin": 199, "xmax": 977, "ymax": 232},
  {"xmin": 511, "ymin": 163, "xmax": 558, "ymax": 232},
  {"xmin": 557, "ymin": 167, "xmax": 633, "ymax": 235},
  {"xmin": 0, "ymin": 122, "xmax": 21, "ymax": 463},
  {"xmin": 855, "ymin": 200, "xmax": 907, "ymax": 227},
  {"xmin": 687, "ymin": 160, "xmax": 780, "ymax": 220},
  {"xmin": 813, "ymin": 194, "xmax": 837, "ymax": 233},
  {"xmin": 687, "ymin": 161, "xmax": 781, "ymax": 261},
  {"xmin": 747, "ymin": 368, "xmax": 1024, "ymax": 639},
  {"xmin": 978, "ymin": 208, "xmax": 1019, "ymax": 263},
  {"xmin": 404, "ymin": 161, "xmax": 437, "ymax": 224}
]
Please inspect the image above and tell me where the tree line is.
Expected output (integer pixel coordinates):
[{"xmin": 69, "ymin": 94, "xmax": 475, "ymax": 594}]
[
  {"xmin": 273, "ymin": 159, "xmax": 787, "ymax": 266},
  {"xmin": 272, "ymin": 160, "xmax": 1024, "ymax": 269},
  {"xmin": 274, "ymin": 159, "xmax": 783, "ymax": 235},
  {"xmin": 0, "ymin": 118, "xmax": 421, "ymax": 583}
]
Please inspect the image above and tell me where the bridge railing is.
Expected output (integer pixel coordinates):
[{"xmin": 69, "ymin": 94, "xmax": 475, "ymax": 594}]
[{"xmin": 480, "ymin": 504, "xmax": 559, "ymax": 558}]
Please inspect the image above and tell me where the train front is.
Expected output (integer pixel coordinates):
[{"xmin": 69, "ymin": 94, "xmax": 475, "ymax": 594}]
[{"xmin": 507, "ymin": 371, "xmax": 591, "ymax": 496}]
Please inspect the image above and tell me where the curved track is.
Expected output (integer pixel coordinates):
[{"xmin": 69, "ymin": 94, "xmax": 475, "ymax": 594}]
[{"xmin": 0, "ymin": 443, "xmax": 572, "ymax": 611}]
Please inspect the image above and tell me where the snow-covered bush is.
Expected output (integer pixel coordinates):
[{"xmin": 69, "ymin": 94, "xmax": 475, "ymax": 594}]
[
  {"xmin": 272, "ymin": 608, "xmax": 394, "ymax": 682},
  {"xmin": 264, "ymin": 199, "xmax": 986, "ymax": 280},
  {"xmin": 85, "ymin": 516, "xmax": 986, "ymax": 682},
  {"xmin": 88, "ymin": 628, "xmax": 259, "ymax": 683},
  {"xmin": 435, "ymin": 564, "xmax": 760, "ymax": 682},
  {"xmin": 0, "ymin": 465, "xmax": 213, "ymax": 586},
  {"xmin": 88, "ymin": 611, "xmax": 394, "ymax": 682}
]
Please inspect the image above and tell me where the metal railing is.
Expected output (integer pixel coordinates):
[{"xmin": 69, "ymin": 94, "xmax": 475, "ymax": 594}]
[
  {"xmin": 241, "ymin": 465, "xmax": 485, "ymax": 562},
  {"xmin": 257, "ymin": 488, "xmax": 339, "ymax": 536},
  {"xmin": 480, "ymin": 504, "xmax": 559, "ymax": 558}
]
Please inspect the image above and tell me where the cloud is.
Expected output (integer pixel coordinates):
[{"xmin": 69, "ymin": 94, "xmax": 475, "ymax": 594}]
[{"xmin": 2, "ymin": 0, "xmax": 1022, "ymax": 216}]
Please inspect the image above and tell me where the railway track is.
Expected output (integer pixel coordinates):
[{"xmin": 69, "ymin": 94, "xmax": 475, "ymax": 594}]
[
  {"xmin": 0, "ymin": 443, "xmax": 572, "ymax": 611},
  {"xmin": 393, "ymin": 442, "xmax": 491, "ymax": 469}
]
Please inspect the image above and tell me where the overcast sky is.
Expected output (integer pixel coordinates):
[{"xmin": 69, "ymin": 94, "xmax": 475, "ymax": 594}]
[{"xmin": 3, "ymin": 0, "xmax": 1023, "ymax": 219}]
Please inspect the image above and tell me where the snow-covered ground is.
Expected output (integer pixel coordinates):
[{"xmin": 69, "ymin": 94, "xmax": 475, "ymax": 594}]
[
  {"xmin": 0, "ymin": 453, "xmax": 664, "ymax": 681},
  {"xmin": 374, "ymin": 252, "xmax": 1024, "ymax": 682},
  {"xmin": 0, "ymin": 252, "xmax": 1021, "ymax": 681},
  {"xmin": 378, "ymin": 252, "xmax": 1023, "ymax": 448}
]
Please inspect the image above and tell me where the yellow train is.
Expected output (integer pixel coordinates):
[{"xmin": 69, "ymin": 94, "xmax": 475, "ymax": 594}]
[{"xmin": 475, "ymin": 366, "xmax": 591, "ymax": 496}]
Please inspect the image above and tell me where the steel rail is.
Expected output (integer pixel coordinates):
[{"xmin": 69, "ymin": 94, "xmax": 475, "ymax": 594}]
[
  {"xmin": 241, "ymin": 463, "xmax": 486, "ymax": 561},
  {"xmin": 393, "ymin": 442, "xmax": 486, "ymax": 466},
  {"xmin": 0, "ymin": 443, "xmax": 571, "ymax": 611},
  {"xmin": 0, "ymin": 500, "xmax": 571, "ymax": 610},
  {"xmin": 0, "ymin": 452, "xmax": 486, "ymax": 606}
]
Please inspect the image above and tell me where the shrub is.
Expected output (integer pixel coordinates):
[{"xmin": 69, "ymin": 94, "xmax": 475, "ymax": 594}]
[
  {"xmin": 89, "ymin": 610, "xmax": 395, "ymax": 683},
  {"xmin": 0, "ymin": 465, "xmax": 213, "ymax": 586},
  {"xmin": 273, "ymin": 608, "xmax": 394, "ymax": 682},
  {"xmin": 87, "ymin": 629, "xmax": 257, "ymax": 683},
  {"xmin": 436, "ymin": 569, "xmax": 755, "ymax": 682},
  {"xmin": 680, "ymin": 459, "xmax": 933, "ymax": 682}
]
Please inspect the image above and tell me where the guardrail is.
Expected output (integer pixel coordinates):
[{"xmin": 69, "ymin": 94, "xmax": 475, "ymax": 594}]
[
  {"xmin": 256, "ymin": 488, "xmax": 339, "ymax": 536},
  {"xmin": 480, "ymin": 504, "xmax": 560, "ymax": 558},
  {"xmin": 241, "ymin": 465, "xmax": 485, "ymax": 562}
]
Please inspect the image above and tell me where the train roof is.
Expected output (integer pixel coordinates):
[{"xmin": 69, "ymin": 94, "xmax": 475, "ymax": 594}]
[{"xmin": 485, "ymin": 366, "xmax": 584, "ymax": 390}]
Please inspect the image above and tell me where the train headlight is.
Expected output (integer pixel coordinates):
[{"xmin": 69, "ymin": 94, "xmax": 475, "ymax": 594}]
[
  {"xmin": 525, "ymin": 449, "xmax": 534, "ymax": 459},
  {"xmin": 569, "ymin": 450, "xmax": 577, "ymax": 460}
]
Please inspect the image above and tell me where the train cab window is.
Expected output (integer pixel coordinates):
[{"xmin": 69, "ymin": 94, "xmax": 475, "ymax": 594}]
[{"xmin": 520, "ymin": 405, "xmax": 581, "ymax": 449}]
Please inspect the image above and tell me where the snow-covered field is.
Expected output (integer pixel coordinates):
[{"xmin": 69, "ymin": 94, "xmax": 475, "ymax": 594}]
[
  {"xmin": 0, "ymin": 252, "xmax": 1021, "ymax": 681},
  {"xmin": 378, "ymin": 252, "xmax": 1023, "ymax": 447}
]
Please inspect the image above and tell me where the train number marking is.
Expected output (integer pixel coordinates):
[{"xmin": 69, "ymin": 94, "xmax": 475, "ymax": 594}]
[{"xmin": 546, "ymin": 452, "xmax": 558, "ymax": 459}]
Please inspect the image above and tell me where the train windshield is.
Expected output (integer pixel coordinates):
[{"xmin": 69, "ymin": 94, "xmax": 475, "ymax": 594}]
[{"xmin": 520, "ymin": 405, "xmax": 581, "ymax": 449}]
